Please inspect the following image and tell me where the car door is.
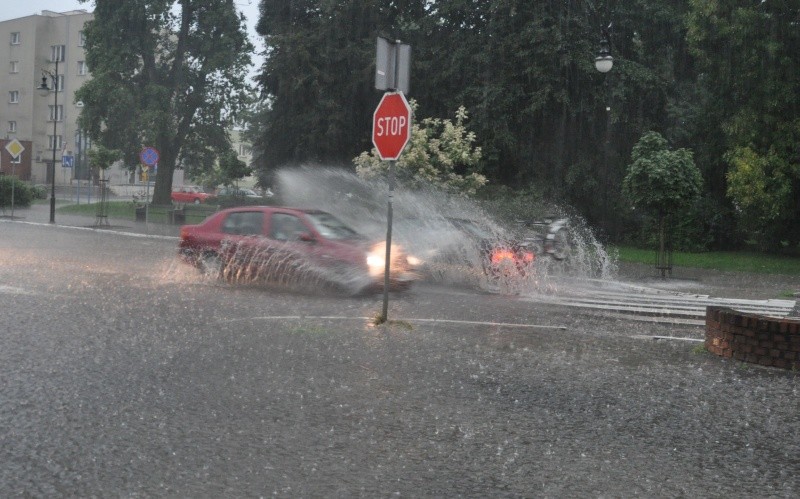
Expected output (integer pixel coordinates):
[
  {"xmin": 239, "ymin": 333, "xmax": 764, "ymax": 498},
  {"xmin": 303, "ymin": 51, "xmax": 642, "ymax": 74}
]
[{"xmin": 218, "ymin": 210, "xmax": 267, "ymax": 273}]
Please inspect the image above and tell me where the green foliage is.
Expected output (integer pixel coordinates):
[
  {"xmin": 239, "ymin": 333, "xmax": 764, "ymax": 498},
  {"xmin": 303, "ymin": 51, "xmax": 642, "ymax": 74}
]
[
  {"xmin": 216, "ymin": 150, "xmax": 252, "ymax": 187},
  {"xmin": 687, "ymin": 0, "xmax": 800, "ymax": 251},
  {"xmin": 725, "ymin": 123, "xmax": 800, "ymax": 250},
  {"xmin": 623, "ymin": 132, "xmax": 702, "ymax": 217},
  {"xmin": 0, "ymin": 177, "xmax": 35, "ymax": 208},
  {"xmin": 87, "ymin": 145, "xmax": 122, "ymax": 171},
  {"xmin": 76, "ymin": 0, "xmax": 253, "ymax": 205},
  {"xmin": 248, "ymin": 0, "xmax": 798, "ymax": 252},
  {"xmin": 354, "ymin": 103, "xmax": 486, "ymax": 196}
]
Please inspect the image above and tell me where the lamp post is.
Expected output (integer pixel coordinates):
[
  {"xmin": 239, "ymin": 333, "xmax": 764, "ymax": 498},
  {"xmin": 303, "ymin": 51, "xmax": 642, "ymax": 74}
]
[
  {"xmin": 595, "ymin": 24, "xmax": 613, "ymax": 233},
  {"xmin": 38, "ymin": 59, "xmax": 59, "ymax": 224},
  {"xmin": 594, "ymin": 25, "xmax": 613, "ymax": 73}
]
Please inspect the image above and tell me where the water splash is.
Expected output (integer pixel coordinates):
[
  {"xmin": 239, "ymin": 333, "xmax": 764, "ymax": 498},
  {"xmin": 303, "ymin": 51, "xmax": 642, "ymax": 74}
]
[{"xmin": 276, "ymin": 166, "xmax": 617, "ymax": 294}]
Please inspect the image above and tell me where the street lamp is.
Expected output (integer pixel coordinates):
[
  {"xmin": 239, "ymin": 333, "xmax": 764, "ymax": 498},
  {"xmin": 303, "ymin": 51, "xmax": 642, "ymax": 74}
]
[
  {"xmin": 594, "ymin": 25, "xmax": 613, "ymax": 73},
  {"xmin": 38, "ymin": 59, "xmax": 59, "ymax": 224}
]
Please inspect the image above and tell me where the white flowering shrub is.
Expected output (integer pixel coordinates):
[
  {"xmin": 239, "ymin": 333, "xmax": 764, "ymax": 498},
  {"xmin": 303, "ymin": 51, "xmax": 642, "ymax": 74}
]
[{"xmin": 354, "ymin": 101, "xmax": 486, "ymax": 196}]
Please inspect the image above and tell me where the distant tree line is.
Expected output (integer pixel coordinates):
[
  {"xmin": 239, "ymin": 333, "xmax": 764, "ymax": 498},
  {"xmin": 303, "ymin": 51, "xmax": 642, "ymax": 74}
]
[{"xmin": 248, "ymin": 0, "xmax": 800, "ymax": 252}]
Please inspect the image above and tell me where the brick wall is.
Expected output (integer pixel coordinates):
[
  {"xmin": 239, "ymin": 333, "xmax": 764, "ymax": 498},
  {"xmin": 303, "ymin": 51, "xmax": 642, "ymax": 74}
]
[{"xmin": 706, "ymin": 306, "xmax": 800, "ymax": 369}]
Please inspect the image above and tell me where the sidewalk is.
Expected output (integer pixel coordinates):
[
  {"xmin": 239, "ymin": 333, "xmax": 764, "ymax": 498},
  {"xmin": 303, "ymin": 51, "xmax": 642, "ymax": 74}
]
[{"xmin": 2, "ymin": 201, "xmax": 181, "ymax": 238}]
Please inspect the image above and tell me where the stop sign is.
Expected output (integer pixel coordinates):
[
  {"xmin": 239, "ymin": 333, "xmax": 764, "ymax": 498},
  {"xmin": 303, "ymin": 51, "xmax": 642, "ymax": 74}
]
[{"xmin": 372, "ymin": 92, "xmax": 412, "ymax": 160}]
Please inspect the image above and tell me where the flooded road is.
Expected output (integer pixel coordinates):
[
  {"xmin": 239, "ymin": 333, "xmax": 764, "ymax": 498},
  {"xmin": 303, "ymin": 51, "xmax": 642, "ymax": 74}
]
[{"xmin": 1, "ymin": 222, "xmax": 798, "ymax": 496}]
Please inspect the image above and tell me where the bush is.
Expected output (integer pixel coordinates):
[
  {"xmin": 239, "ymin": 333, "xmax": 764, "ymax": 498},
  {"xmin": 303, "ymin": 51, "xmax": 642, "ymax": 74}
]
[
  {"xmin": 0, "ymin": 177, "xmax": 36, "ymax": 208},
  {"xmin": 31, "ymin": 184, "xmax": 48, "ymax": 199},
  {"xmin": 211, "ymin": 195, "xmax": 275, "ymax": 209}
]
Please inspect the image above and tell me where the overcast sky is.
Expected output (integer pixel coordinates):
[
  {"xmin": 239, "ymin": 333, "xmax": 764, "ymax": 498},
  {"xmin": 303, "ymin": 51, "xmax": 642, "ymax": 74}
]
[{"xmin": 2, "ymin": 0, "xmax": 264, "ymax": 78}]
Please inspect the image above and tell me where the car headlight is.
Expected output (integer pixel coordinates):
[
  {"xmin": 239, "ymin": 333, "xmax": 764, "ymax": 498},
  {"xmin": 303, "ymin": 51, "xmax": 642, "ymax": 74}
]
[
  {"xmin": 367, "ymin": 242, "xmax": 411, "ymax": 276},
  {"xmin": 367, "ymin": 253, "xmax": 384, "ymax": 268}
]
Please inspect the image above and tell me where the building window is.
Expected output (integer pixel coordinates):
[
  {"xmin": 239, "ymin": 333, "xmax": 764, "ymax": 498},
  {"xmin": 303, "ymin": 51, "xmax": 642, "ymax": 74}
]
[
  {"xmin": 9, "ymin": 90, "xmax": 19, "ymax": 103},
  {"xmin": 78, "ymin": 31, "xmax": 86, "ymax": 47},
  {"xmin": 77, "ymin": 61, "xmax": 87, "ymax": 75},
  {"xmin": 9, "ymin": 61, "xmax": 19, "ymax": 73},
  {"xmin": 48, "ymin": 135, "xmax": 63, "ymax": 151},
  {"xmin": 51, "ymin": 45, "xmax": 66, "ymax": 62},
  {"xmin": 49, "ymin": 105, "xmax": 64, "ymax": 122},
  {"xmin": 10, "ymin": 32, "xmax": 20, "ymax": 45},
  {"xmin": 55, "ymin": 75, "xmax": 65, "ymax": 92},
  {"xmin": 8, "ymin": 121, "xmax": 17, "ymax": 133}
]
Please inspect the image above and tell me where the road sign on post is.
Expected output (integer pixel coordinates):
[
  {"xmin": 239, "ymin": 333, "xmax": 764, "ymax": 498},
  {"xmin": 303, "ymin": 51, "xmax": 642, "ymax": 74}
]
[
  {"xmin": 372, "ymin": 91, "xmax": 412, "ymax": 323},
  {"xmin": 372, "ymin": 91, "xmax": 412, "ymax": 161},
  {"xmin": 139, "ymin": 146, "xmax": 159, "ymax": 166},
  {"xmin": 5, "ymin": 138, "xmax": 25, "ymax": 159},
  {"xmin": 4, "ymin": 139, "xmax": 25, "ymax": 218}
]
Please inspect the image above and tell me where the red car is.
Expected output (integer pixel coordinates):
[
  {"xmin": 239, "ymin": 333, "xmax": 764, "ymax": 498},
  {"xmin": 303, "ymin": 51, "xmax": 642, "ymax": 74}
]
[
  {"xmin": 171, "ymin": 186, "xmax": 212, "ymax": 204},
  {"xmin": 178, "ymin": 206, "xmax": 418, "ymax": 293}
]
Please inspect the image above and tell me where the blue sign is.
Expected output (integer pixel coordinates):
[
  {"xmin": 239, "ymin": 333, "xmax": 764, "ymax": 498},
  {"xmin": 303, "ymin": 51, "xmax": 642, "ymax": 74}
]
[
  {"xmin": 62, "ymin": 155, "xmax": 74, "ymax": 168},
  {"xmin": 139, "ymin": 146, "xmax": 160, "ymax": 166}
]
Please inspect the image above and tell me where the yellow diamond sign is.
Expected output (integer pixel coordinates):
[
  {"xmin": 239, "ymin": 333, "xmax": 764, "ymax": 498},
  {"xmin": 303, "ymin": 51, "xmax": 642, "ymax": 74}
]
[{"xmin": 5, "ymin": 138, "xmax": 25, "ymax": 159}]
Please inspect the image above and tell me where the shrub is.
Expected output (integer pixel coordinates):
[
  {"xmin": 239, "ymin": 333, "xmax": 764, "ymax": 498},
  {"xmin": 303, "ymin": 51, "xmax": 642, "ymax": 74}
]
[{"xmin": 0, "ymin": 177, "xmax": 35, "ymax": 208}]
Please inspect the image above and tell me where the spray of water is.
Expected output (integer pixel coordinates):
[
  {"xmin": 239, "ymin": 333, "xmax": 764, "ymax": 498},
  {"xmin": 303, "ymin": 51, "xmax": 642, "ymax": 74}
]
[
  {"xmin": 275, "ymin": 166, "xmax": 617, "ymax": 294},
  {"xmin": 213, "ymin": 241, "xmax": 374, "ymax": 295}
]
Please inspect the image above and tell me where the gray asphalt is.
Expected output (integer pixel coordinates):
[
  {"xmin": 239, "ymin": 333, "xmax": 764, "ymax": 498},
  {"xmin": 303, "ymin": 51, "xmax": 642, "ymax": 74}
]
[{"xmin": 1, "ymin": 203, "xmax": 799, "ymax": 497}]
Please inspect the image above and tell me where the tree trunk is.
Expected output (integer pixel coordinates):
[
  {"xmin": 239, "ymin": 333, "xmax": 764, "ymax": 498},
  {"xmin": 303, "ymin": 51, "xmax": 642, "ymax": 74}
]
[{"xmin": 151, "ymin": 147, "xmax": 176, "ymax": 206}]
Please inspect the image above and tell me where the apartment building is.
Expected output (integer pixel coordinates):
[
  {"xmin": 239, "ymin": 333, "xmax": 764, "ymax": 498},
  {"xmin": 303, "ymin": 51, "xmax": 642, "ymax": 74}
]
[{"xmin": 0, "ymin": 9, "xmax": 92, "ymax": 184}]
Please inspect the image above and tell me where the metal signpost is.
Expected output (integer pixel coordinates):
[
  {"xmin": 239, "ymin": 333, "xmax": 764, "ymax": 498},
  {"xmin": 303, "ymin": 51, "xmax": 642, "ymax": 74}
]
[
  {"xmin": 373, "ymin": 37, "xmax": 412, "ymax": 322},
  {"xmin": 4, "ymin": 139, "xmax": 25, "ymax": 218},
  {"xmin": 139, "ymin": 147, "xmax": 160, "ymax": 219},
  {"xmin": 372, "ymin": 88, "xmax": 412, "ymax": 321}
]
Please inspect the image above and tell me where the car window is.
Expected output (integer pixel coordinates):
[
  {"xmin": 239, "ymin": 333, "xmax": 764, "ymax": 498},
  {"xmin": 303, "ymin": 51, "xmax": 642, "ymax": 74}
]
[
  {"xmin": 305, "ymin": 212, "xmax": 361, "ymax": 240},
  {"xmin": 270, "ymin": 213, "xmax": 308, "ymax": 241},
  {"xmin": 221, "ymin": 211, "xmax": 264, "ymax": 236}
]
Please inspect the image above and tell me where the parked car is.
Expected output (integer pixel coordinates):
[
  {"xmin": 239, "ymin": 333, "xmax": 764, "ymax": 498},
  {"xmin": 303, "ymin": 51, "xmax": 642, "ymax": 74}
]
[
  {"xmin": 178, "ymin": 206, "xmax": 419, "ymax": 293},
  {"xmin": 215, "ymin": 187, "xmax": 263, "ymax": 198},
  {"xmin": 171, "ymin": 186, "xmax": 211, "ymax": 204}
]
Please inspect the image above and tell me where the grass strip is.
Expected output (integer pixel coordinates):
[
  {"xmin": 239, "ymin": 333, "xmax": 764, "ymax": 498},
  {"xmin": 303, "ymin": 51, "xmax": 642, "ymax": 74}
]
[{"xmin": 612, "ymin": 245, "xmax": 800, "ymax": 276}]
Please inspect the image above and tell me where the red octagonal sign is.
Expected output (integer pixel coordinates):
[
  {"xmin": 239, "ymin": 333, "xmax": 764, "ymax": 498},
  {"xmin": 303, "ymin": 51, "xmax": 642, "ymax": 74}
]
[{"xmin": 372, "ymin": 92, "xmax": 412, "ymax": 160}]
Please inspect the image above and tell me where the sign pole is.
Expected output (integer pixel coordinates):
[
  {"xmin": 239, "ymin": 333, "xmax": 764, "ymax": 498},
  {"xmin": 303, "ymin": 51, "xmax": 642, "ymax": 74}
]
[
  {"xmin": 381, "ymin": 160, "xmax": 396, "ymax": 320},
  {"xmin": 5, "ymin": 139, "xmax": 27, "ymax": 219},
  {"xmin": 11, "ymin": 162, "xmax": 15, "ymax": 218}
]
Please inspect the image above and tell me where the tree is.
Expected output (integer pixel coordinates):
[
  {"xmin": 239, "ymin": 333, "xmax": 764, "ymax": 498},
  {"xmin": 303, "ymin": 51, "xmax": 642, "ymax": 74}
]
[
  {"xmin": 87, "ymin": 145, "xmax": 123, "ymax": 175},
  {"xmin": 623, "ymin": 131, "xmax": 702, "ymax": 270},
  {"xmin": 75, "ymin": 0, "xmax": 253, "ymax": 205},
  {"xmin": 252, "ymin": 0, "xmax": 696, "ymax": 235},
  {"xmin": 354, "ymin": 103, "xmax": 486, "ymax": 196},
  {"xmin": 217, "ymin": 150, "xmax": 252, "ymax": 187},
  {"xmin": 687, "ymin": 0, "xmax": 800, "ymax": 249}
]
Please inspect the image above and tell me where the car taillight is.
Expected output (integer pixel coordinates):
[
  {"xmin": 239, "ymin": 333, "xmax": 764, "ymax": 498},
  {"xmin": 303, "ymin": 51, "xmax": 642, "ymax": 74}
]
[
  {"xmin": 180, "ymin": 227, "xmax": 190, "ymax": 240},
  {"xmin": 490, "ymin": 248, "xmax": 516, "ymax": 264},
  {"xmin": 522, "ymin": 251, "xmax": 535, "ymax": 262}
]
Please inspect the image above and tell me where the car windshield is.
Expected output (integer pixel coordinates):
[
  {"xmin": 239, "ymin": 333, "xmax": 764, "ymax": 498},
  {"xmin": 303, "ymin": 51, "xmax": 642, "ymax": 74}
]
[{"xmin": 306, "ymin": 212, "xmax": 362, "ymax": 240}]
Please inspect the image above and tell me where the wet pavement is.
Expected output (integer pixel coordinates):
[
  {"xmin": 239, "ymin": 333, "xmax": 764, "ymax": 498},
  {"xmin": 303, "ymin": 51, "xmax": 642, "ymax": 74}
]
[{"xmin": 1, "ymin": 212, "xmax": 799, "ymax": 497}]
